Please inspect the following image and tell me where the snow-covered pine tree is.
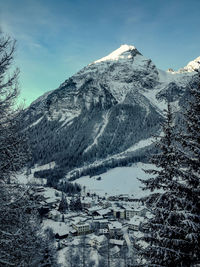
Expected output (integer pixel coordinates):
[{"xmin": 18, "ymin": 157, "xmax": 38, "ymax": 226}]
[
  {"xmin": 0, "ymin": 33, "xmax": 29, "ymax": 182},
  {"xmin": 74, "ymin": 196, "xmax": 83, "ymax": 211},
  {"xmin": 174, "ymin": 70, "xmax": 200, "ymax": 265},
  {"xmin": 69, "ymin": 197, "xmax": 76, "ymax": 211},
  {"xmin": 138, "ymin": 102, "xmax": 194, "ymax": 266},
  {"xmin": 0, "ymin": 32, "xmax": 59, "ymax": 266},
  {"xmin": 58, "ymin": 192, "xmax": 68, "ymax": 213}
]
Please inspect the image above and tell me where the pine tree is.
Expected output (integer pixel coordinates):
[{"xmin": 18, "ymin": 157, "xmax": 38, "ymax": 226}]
[
  {"xmin": 174, "ymin": 71, "xmax": 200, "ymax": 265},
  {"xmin": 58, "ymin": 192, "xmax": 68, "ymax": 213},
  {"xmin": 0, "ymin": 33, "xmax": 29, "ymax": 182},
  {"xmin": 74, "ymin": 196, "xmax": 83, "ymax": 211},
  {"xmin": 69, "ymin": 197, "xmax": 76, "ymax": 211},
  {"xmin": 0, "ymin": 184, "xmax": 59, "ymax": 266},
  {"xmin": 138, "ymin": 103, "xmax": 195, "ymax": 266},
  {"xmin": 0, "ymin": 32, "xmax": 59, "ymax": 266}
]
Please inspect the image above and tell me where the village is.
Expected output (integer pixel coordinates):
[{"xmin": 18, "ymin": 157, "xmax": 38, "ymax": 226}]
[{"xmin": 35, "ymin": 185, "xmax": 150, "ymax": 266}]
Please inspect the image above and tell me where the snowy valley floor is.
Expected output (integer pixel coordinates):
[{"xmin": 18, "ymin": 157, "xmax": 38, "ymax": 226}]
[{"xmin": 73, "ymin": 163, "xmax": 152, "ymax": 198}]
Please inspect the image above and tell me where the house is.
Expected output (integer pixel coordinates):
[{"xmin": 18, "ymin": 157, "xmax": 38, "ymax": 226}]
[
  {"xmin": 125, "ymin": 204, "xmax": 148, "ymax": 220},
  {"xmin": 69, "ymin": 228, "xmax": 77, "ymax": 236},
  {"xmin": 128, "ymin": 216, "xmax": 143, "ymax": 231},
  {"xmin": 118, "ymin": 194, "xmax": 129, "ymax": 201},
  {"xmin": 113, "ymin": 208, "xmax": 125, "ymax": 219},
  {"xmin": 125, "ymin": 208, "xmax": 137, "ymax": 220},
  {"xmin": 108, "ymin": 221, "xmax": 123, "ymax": 236},
  {"xmin": 86, "ymin": 206, "xmax": 103, "ymax": 216},
  {"xmin": 101, "ymin": 201, "xmax": 112, "ymax": 209},
  {"xmin": 92, "ymin": 218, "xmax": 109, "ymax": 230},
  {"xmin": 88, "ymin": 234, "xmax": 107, "ymax": 248},
  {"xmin": 43, "ymin": 220, "xmax": 69, "ymax": 239},
  {"xmin": 99, "ymin": 228, "xmax": 109, "ymax": 235},
  {"xmin": 81, "ymin": 197, "xmax": 95, "ymax": 209},
  {"xmin": 42, "ymin": 188, "xmax": 61, "ymax": 209},
  {"xmin": 71, "ymin": 215, "xmax": 91, "ymax": 235},
  {"xmin": 108, "ymin": 196, "xmax": 117, "ymax": 201},
  {"xmin": 109, "ymin": 239, "xmax": 125, "ymax": 246},
  {"xmin": 47, "ymin": 210, "xmax": 62, "ymax": 221},
  {"xmin": 95, "ymin": 208, "xmax": 111, "ymax": 218},
  {"xmin": 110, "ymin": 246, "xmax": 121, "ymax": 258},
  {"xmin": 72, "ymin": 222, "xmax": 90, "ymax": 235}
]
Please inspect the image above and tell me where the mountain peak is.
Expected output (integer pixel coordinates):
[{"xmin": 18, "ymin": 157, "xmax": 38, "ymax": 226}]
[
  {"xmin": 184, "ymin": 56, "xmax": 200, "ymax": 72},
  {"xmin": 94, "ymin": 44, "xmax": 140, "ymax": 64}
]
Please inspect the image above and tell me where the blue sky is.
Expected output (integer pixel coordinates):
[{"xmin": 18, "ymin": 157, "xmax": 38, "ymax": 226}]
[{"xmin": 0, "ymin": 0, "xmax": 200, "ymax": 105}]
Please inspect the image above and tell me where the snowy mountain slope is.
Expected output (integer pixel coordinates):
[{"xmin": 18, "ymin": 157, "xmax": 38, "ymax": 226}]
[
  {"xmin": 22, "ymin": 45, "xmax": 199, "ymax": 180},
  {"xmin": 178, "ymin": 56, "xmax": 200, "ymax": 73}
]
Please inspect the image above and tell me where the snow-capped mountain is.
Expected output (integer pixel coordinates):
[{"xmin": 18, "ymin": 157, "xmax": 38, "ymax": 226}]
[
  {"xmin": 177, "ymin": 56, "xmax": 200, "ymax": 73},
  {"xmin": 22, "ymin": 45, "xmax": 199, "ymax": 180}
]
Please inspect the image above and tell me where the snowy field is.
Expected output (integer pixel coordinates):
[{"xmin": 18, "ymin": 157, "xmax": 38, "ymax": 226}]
[
  {"xmin": 15, "ymin": 161, "xmax": 154, "ymax": 198},
  {"xmin": 73, "ymin": 163, "xmax": 153, "ymax": 197},
  {"xmin": 15, "ymin": 162, "xmax": 56, "ymax": 185}
]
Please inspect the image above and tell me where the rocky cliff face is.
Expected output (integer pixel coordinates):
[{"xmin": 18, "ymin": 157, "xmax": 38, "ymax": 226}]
[{"xmin": 22, "ymin": 45, "xmax": 199, "ymax": 179}]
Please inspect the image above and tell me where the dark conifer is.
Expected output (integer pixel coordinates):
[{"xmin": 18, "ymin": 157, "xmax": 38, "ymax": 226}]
[
  {"xmin": 58, "ymin": 192, "xmax": 68, "ymax": 213},
  {"xmin": 138, "ymin": 102, "xmax": 197, "ymax": 266}
]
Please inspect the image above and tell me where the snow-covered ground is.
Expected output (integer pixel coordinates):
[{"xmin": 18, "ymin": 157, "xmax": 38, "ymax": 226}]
[
  {"xmin": 15, "ymin": 162, "xmax": 55, "ymax": 184},
  {"xmin": 73, "ymin": 163, "xmax": 153, "ymax": 197},
  {"xmin": 84, "ymin": 111, "xmax": 110, "ymax": 153}
]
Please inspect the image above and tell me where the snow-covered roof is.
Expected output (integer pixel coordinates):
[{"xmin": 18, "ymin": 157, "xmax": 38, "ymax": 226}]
[
  {"xmin": 42, "ymin": 188, "xmax": 60, "ymax": 203},
  {"xmin": 129, "ymin": 215, "xmax": 144, "ymax": 226},
  {"xmin": 49, "ymin": 210, "xmax": 61, "ymax": 216},
  {"xmin": 43, "ymin": 219, "xmax": 70, "ymax": 236},
  {"xmin": 71, "ymin": 216, "xmax": 89, "ymax": 224},
  {"xmin": 125, "ymin": 205, "xmax": 146, "ymax": 212},
  {"xmin": 73, "ymin": 222, "xmax": 90, "ymax": 228},
  {"xmin": 81, "ymin": 196, "xmax": 94, "ymax": 203},
  {"xmin": 110, "ymin": 245, "xmax": 120, "ymax": 255},
  {"xmin": 90, "ymin": 235, "xmax": 107, "ymax": 243},
  {"xmin": 93, "ymin": 219, "xmax": 108, "ymax": 223},
  {"xmin": 96, "ymin": 208, "xmax": 110, "ymax": 216},
  {"xmin": 110, "ymin": 239, "xmax": 124, "ymax": 246},
  {"xmin": 93, "ymin": 215, "xmax": 104, "ymax": 220},
  {"xmin": 108, "ymin": 221, "xmax": 122, "ymax": 230},
  {"xmin": 87, "ymin": 206, "xmax": 103, "ymax": 212},
  {"xmin": 145, "ymin": 211, "xmax": 153, "ymax": 219}
]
